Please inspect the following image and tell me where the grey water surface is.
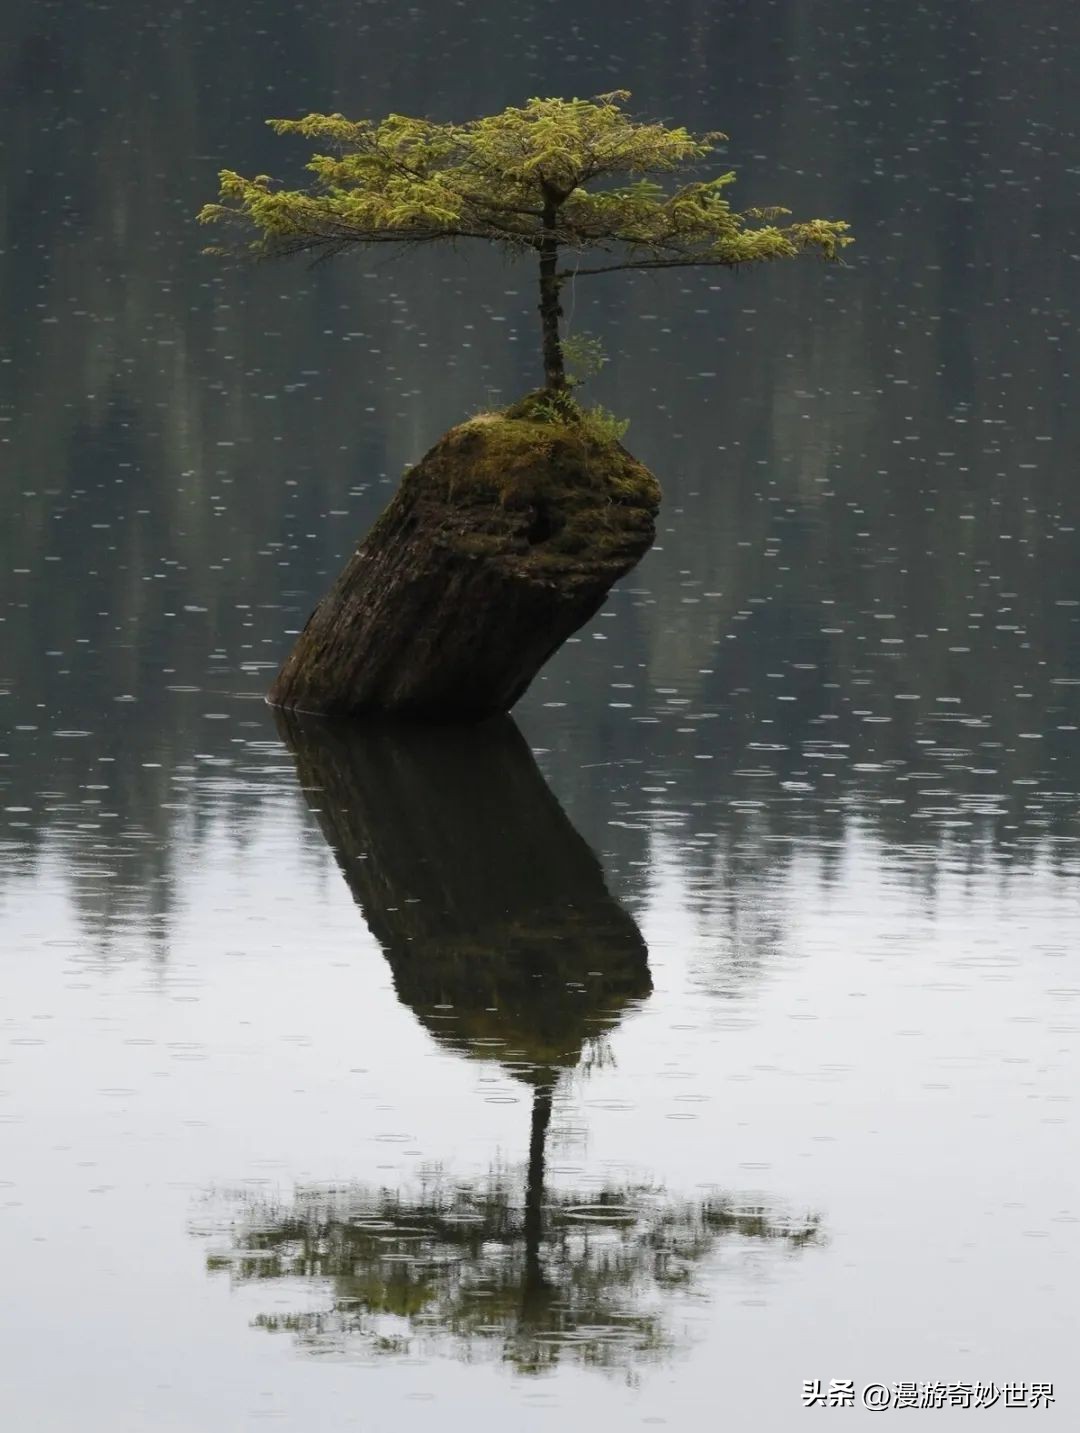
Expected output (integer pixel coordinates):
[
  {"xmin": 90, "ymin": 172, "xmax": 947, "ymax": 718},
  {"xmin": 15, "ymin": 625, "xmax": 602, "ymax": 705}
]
[{"xmin": 2, "ymin": 1, "xmax": 1079, "ymax": 1429}]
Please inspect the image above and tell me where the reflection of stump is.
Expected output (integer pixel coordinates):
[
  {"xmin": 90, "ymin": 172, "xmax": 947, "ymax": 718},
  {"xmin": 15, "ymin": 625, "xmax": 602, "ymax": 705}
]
[
  {"xmin": 269, "ymin": 411, "xmax": 660, "ymax": 721},
  {"xmin": 277, "ymin": 712, "xmax": 651, "ymax": 1079}
]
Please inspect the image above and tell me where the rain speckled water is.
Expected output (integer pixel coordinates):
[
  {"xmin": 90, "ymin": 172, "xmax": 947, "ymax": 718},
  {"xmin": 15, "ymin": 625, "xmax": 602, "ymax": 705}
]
[{"xmin": 2, "ymin": 1, "xmax": 1079, "ymax": 1429}]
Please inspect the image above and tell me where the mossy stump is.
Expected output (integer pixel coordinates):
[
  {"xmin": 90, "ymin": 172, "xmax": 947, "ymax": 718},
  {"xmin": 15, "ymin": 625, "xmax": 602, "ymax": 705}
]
[{"xmin": 268, "ymin": 399, "xmax": 661, "ymax": 721}]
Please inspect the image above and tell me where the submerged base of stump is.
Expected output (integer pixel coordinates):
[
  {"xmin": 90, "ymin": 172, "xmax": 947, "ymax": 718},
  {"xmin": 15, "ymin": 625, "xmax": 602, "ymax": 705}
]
[{"xmin": 268, "ymin": 399, "xmax": 661, "ymax": 721}]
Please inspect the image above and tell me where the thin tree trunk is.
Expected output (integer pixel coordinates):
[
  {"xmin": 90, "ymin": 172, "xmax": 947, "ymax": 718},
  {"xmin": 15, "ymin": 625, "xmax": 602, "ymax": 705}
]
[{"xmin": 538, "ymin": 198, "xmax": 566, "ymax": 391}]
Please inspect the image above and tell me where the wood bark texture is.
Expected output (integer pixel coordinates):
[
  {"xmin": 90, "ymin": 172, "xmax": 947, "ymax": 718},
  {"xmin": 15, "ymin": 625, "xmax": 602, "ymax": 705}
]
[{"xmin": 269, "ymin": 413, "xmax": 661, "ymax": 720}]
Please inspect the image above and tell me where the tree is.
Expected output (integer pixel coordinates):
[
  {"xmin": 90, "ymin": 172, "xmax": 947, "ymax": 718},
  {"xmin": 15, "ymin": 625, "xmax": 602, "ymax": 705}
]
[{"xmin": 199, "ymin": 91, "xmax": 851, "ymax": 392}]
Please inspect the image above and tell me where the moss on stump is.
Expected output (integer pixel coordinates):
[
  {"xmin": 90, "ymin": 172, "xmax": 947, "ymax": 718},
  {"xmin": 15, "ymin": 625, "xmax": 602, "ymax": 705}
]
[{"xmin": 268, "ymin": 398, "xmax": 661, "ymax": 720}]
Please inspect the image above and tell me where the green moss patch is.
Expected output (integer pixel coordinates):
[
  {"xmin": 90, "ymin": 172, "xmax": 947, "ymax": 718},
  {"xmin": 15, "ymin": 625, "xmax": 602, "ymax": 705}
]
[{"xmin": 399, "ymin": 393, "xmax": 660, "ymax": 577}]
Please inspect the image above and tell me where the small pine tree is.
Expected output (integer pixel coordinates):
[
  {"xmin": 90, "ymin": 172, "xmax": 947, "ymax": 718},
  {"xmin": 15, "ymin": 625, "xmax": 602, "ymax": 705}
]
[{"xmin": 200, "ymin": 92, "xmax": 851, "ymax": 394}]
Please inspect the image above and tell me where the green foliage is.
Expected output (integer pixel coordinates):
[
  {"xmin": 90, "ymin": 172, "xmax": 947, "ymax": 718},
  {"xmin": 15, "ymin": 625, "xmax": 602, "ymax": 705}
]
[
  {"xmin": 200, "ymin": 93, "xmax": 851, "ymax": 392},
  {"xmin": 499, "ymin": 389, "xmax": 629, "ymax": 442},
  {"xmin": 580, "ymin": 403, "xmax": 630, "ymax": 443},
  {"xmin": 501, "ymin": 387, "xmax": 582, "ymax": 424},
  {"xmin": 562, "ymin": 331, "xmax": 609, "ymax": 385},
  {"xmin": 199, "ymin": 92, "xmax": 851, "ymax": 273}
]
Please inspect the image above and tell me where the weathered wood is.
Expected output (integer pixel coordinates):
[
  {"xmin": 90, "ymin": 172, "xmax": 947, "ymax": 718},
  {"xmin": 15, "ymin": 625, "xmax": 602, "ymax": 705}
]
[{"xmin": 268, "ymin": 409, "xmax": 660, "ymax": 720}]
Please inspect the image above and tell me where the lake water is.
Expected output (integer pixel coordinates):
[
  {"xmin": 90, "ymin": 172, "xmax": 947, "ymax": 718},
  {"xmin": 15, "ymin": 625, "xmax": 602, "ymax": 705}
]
[{"xmin": 2, "ymin": 1, "xmax": 1079, "ymax": 1428}]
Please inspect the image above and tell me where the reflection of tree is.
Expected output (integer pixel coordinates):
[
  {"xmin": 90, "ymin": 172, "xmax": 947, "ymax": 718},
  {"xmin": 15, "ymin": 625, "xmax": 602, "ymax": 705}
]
[
  {"xmin": 197, "ymin": 714, "xmax": 823, "ymax": 1376},
  {"xmin": 207, "ymin": 1171, "xmax": 821, "ymax": 1375}
]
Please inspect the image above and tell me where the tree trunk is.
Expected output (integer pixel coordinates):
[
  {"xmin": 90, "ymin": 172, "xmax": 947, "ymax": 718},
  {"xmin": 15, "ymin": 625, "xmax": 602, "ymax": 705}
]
[
  {"xmin": 268, "ymin": 412, "xmax": 660, "ymax": 722},
  {"xmin": 538, "ymin": 198, "xmax": 566, "ymax": 391}
]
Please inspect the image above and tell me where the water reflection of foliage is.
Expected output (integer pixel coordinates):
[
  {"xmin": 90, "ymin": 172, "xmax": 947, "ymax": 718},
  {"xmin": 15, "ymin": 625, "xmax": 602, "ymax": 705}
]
[{"xmin": 205, "ymin": 1171, "xmax": 821, "ymax": 1375}]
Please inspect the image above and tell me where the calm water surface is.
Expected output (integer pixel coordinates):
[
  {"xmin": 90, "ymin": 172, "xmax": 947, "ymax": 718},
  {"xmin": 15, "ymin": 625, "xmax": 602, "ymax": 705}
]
[{"xmin": 2, "ymin": 1, "xmax": 1079, "ymax": 1428}]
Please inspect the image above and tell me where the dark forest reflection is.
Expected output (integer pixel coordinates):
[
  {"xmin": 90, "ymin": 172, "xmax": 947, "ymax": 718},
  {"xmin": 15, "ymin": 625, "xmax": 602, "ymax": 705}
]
[
  {"xmin": 4, "ymin": 0, "xmax": 1080, "ymax": 956},
  {"xmin": 202, "ymin": 714, "xmax": 820, "ymax": 1373}
]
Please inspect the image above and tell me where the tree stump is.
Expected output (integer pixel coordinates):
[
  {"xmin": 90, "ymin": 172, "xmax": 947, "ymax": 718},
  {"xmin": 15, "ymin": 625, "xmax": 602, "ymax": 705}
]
[{"xmin": 268, "ymin": 404, "xmax": 660, "ymax": 720}]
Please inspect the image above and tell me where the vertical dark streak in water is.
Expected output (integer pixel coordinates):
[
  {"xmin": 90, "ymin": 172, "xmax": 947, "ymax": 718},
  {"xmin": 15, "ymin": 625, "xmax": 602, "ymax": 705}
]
[{"xmin": 522, "ymin": 1082, "xmax": 555, "ymax": 1323}]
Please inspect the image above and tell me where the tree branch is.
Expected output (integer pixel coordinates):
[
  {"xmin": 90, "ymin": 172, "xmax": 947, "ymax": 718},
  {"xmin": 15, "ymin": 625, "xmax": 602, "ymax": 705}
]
[{"xmin": 556, "ymin": 255, "xmax": 739, "ymax": 278}]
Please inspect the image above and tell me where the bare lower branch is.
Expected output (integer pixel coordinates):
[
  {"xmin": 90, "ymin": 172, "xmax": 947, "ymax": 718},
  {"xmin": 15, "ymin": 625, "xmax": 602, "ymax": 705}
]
[{"xmin": 556, "ymin": 256, "xmax": 740, "ymax": 278}]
